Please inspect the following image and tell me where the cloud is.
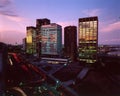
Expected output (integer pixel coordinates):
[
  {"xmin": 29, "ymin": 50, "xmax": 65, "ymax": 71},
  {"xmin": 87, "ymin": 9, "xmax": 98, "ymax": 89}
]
[
  {"xmin": 5, "ymin": 15, "xmax": 25, "ymax": 22},
  {"xmin": 82, "ymin": 9, "xmax": 101, "ymax": 16},
  {"xmin": 0, "ymin": 15, "xmax": 25, "ymax": 31},
  {"xmin": 99, "ymin": 21, "xmax": 120, "ymax": 44},
  {"xmin": 0, "ymin": 10, "xmax": 18, "ymax": 17},
  {"xmin": 100, "ymin": 21, "xmax": 120, "ymax": 32},
  {"xmin": 57, "ymin": 21, "xmax": 77, "ymax": 28},
  {"xmin": 0, "ymin": 0, "xmax": 11, "ymax": 8},
  {"xmin": 0, "ymin": 0, "xmax": 18, "ymax": 17},
  {"xmin": 0, "ymin": 0, "xmax": 29, "ymax": 44},
  {"xmin": 0, "ymin": 14, "xmax": 32, "ymax": 44}
]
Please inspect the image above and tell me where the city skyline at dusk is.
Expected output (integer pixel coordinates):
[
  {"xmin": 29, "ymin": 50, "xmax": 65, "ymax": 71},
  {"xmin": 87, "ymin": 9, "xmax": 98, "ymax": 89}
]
[{"xmin": 0, "ymin": 0, "xmax": 120, "ymax": 45}]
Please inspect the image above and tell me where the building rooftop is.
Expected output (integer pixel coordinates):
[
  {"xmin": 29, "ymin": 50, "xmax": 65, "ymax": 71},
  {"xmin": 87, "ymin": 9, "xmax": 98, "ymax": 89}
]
[
  {"xmin": 53, "ymin": 63, "xmax": 83, "ymax": 81},
  {"xmin": 41, "ymin": 23, "xmax": 62, "ymax": 28},
  {"xmin": 52, "ymin": 62, "xmax": 120, "ymax": 96}
]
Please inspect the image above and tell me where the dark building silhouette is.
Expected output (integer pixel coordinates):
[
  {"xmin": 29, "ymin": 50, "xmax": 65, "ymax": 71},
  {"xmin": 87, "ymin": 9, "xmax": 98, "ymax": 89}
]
[
  {"xmin": 36, "ymin": 18, "xmax": 50, "ymax": 34},
  {"xmin": 36, "ymin": 18, "xmax": 50, "ymax": 58},
  {"xmin": 23, "ymin": 38, "xmax": 26, "ymax": 52},
  {"xmin": 78, "ymin": 16, "xmax": 98, "ymax": 64},
  {"xmin": 64, "ymin": 26, "xmax": 77, "ymax": 61}
]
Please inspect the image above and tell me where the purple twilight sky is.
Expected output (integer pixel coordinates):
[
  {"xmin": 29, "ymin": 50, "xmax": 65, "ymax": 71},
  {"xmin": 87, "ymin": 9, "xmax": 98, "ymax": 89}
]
[{"xmin": 0, "ymin": 0, "xmax": 120, "ymax": 45}]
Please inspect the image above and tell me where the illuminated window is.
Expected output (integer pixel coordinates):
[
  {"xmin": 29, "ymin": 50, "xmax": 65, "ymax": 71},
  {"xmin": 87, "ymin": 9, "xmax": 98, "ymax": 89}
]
[{"xmin": 78, "ymin": 17, "xmax": 98, "ymax": 63}]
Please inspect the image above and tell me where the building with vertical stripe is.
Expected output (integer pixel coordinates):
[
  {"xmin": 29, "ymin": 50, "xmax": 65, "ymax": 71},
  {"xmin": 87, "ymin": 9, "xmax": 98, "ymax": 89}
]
[{"xmin": 78, "ymin": 16, "xmax": 98, "ymax": 64}]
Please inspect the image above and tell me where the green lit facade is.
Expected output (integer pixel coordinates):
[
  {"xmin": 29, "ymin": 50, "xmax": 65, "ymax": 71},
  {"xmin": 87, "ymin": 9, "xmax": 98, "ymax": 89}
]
[
  {"xmin": 26, "ymin": 26, "xmax": 36, "ymax": 54},
  {"xmin": 78, "ymin": 16, "xmax": 98, "ymax": 63}
]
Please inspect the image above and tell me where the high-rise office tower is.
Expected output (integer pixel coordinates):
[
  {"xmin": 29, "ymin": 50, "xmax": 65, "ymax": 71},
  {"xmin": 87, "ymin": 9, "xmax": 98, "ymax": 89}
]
[
  {"xmin": 41, "ymin": 23, "xmax": 62, "ymax": 57},
  {"xmin": 26, "ymin": 26, "xmax": 36, "ymax": 54},
  {"xmin": 36, "ymin": 18, "xmax": 50, "ymax": 34},
  {"xmin": 64, "ymin": 26, "xmax": 77, "ymax": 61},
  {"xmin": 78, "ymin": 16, "xmax": 98, "ymax": 64},
  {"xmin": 36, "ymin": 18, "xmax": 50, "ymax": 58}
]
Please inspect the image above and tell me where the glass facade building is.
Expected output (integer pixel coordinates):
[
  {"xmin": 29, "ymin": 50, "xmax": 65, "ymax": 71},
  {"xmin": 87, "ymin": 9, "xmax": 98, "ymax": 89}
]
[
  {"xmin": 78, "ymin": 16, "xmax": 98, "ymax": 63},
  {"xmin": 41, "ymin": 23, "xmax": 62, "ymax": 56},
  {"xmin": 26, "ymin": 26, "xmax": 36, "ymax": 54},
  {"xmin": 36, "ymin": 18, "xmax": 50, "ymax": 57}
]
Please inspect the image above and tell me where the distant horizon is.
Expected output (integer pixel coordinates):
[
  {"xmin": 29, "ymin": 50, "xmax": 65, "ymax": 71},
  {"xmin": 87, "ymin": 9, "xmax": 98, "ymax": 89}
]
[{"xmin": 2, "ymin": 41, "xmax": 120, "ymax": 46}]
